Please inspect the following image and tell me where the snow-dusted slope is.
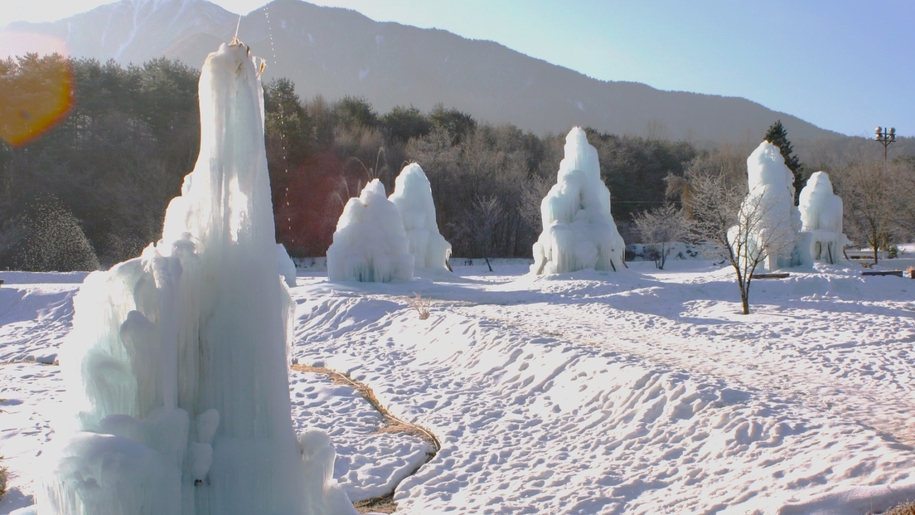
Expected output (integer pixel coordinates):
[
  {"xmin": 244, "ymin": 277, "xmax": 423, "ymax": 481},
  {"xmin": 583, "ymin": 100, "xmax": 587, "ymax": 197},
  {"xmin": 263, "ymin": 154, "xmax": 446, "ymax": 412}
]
[
  {"xmin": 2, "ymin": 259, "xmax": 915, "ymax": 514},
  {"xmin": 1, "ymin": 0, "xmax": 841, "ymax": 142},
  {"xmin": 4, "ymin": 0, "xmax": 236, "ymax": 61}
]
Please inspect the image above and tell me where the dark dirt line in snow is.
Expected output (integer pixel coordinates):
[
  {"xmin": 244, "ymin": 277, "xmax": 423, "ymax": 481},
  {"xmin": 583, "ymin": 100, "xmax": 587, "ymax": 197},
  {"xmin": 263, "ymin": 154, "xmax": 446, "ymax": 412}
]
[
  {"xmin": 0, "ymin": 359, "xmax": 57, "ymax": 366},
  {"xmin": 291, "ymin": 364, "xmax": 441, "ymax": 514}
]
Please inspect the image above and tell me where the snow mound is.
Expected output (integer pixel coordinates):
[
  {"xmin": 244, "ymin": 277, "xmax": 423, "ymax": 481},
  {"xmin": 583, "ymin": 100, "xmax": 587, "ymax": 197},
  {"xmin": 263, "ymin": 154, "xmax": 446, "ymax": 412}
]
[
  {"xmin": 327, "ymin": 179, "xmax": 414, "ymax": 282},
  {"xmin": 388, "ymin": 163, "xmax": 452, "ymax": 271},
  {"xmin": 531, "ymin": 127, "xmax": 625, "ymax": 274},
  {"xmin": 798, "ymin": 171, "xmax": 850, "ymax": 264}
]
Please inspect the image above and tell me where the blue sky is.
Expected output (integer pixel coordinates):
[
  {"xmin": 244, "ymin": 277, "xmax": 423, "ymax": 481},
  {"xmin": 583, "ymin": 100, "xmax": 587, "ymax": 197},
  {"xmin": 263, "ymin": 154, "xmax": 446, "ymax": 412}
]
[{"xmin": 3, "ymin": 0, "xmax": 913, "ymax": 137}]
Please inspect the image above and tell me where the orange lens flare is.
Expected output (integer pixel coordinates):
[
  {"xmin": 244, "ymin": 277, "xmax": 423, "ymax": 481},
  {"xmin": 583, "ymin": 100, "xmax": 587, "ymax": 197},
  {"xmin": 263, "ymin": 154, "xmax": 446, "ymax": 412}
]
[{"xmin": 0, "ymin": 56, "xmax": 74, "ymax": 147}]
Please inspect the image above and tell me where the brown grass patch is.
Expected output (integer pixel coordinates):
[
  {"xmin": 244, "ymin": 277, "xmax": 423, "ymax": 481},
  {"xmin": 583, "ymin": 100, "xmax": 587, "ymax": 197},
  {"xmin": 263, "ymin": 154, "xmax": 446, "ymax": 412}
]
[
  {"xmin": 353, "ymin": 492, "xmax": 397, "ymax": 514},
  {"xmin": 882, "ymin": 501, "xmax": 915, "ymax": 515},
  {"xmin": 0, "ymin": 458, "xmax": 7, "ymax": 502}
]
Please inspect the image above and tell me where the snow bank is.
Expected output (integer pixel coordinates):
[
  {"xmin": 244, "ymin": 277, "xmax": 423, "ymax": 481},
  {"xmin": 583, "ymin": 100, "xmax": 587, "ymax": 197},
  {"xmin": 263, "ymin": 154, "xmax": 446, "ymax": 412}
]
[
  {"xmin": 37, "ymin": 41, "xmax": 354, "ymax": 515},
  {"xmin": 388, "ymin": 163, "xmax": 452, "ymax": 271},
  {"xmin": 290, "ymin": 266, "xmax": 915, "ymax": 514},
  {"xmin": 327, "ymin": 179, "xmax": 414, "ymax": 282},
  {"xmin": 777, "ymin": 484, "xmax": 915, "ymax": 515},
  {"xmin": 531, "ymin": 127, "xmax": 625, "ymax": 274},
  {"xmin": 798, "ymin": 171, "xmax": 849, "ymax": 264},
  {"xmin": 731, "ymin": 141, "xmax": 802, "ymax": 271}
]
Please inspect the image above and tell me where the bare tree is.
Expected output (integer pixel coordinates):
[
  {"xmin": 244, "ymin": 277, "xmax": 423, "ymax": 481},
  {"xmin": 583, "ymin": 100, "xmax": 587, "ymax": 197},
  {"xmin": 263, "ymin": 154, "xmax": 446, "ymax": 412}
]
[
  {"xmin": 633, "ymin": 202, "xmax": 687, "ymax": 269},
  {"xmin": 688, "ymin": 170, "xmax": 797, "ymax": 315},
  {"xmin": 451, "ymin": 195, "xmax": 504, "ymax": 272},
  {"xmin": 665, "ymin": 146, "xmax": 747, "ymax": 218},
  {"xmin": 835, "ymin": 159, "xmax": 907, "ymax": 263},
  {"xmin": 892, "ymin": 157, "xmax": 915, "ymax": 244},
  {"xmin": 518, "ymin": 175, "xmax": 552, "ymax": 236}
]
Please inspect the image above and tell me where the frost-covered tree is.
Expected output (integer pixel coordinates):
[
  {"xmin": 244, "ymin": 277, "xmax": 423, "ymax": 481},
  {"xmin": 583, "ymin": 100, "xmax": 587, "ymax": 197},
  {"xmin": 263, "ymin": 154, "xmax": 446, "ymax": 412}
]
[
  {"xmin": 666, "ymin": 144, "xmax": 748, "ymax": 219},
  {"xmin": 689, "ymin": 143, "xmax": 799, "ymax": 315},
  {"xmin": 634, "ymin": 203, "xmax": 687, "ymax": 270}
]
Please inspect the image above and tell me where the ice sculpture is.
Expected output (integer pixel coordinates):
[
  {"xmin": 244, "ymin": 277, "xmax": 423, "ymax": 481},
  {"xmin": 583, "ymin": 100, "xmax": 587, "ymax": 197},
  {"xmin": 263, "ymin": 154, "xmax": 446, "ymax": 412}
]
[
  {"xmin": 730, "ymin": 141, "xmax": 802, "ymax": 271},
  {"xmin": 277, "ymin": 243, "xmax": 298, "ymax": 287},
  {"xmin": 38, "ymin": 42, "xmax": 355, "ymax": 515},
  {"xmin": 388, "ymin": 163, "xmax": 452, "ymax": 271},
  {"xmin": 327, "ymin": 179, "xmax": 415, "ymax": 282},
  {"xmin": 798, "ymin": 172, "xmax": 849, "ymax": 264},
  {"xmin": 531, "ymin": 127, "xmax": 625, "ymax": 274}
]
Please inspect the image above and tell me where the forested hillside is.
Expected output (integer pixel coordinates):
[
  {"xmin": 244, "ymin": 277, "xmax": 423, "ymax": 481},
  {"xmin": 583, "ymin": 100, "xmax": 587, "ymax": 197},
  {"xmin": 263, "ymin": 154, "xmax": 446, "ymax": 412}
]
[
  {"xmin": 0, "ymin": 54, "xmax": 698, "ymax": 269},
  {"xmin": 2, "ymin": 54, "xmax": 912, "ymax": 271},
  {"xmin": 1, "ymin": 0, "xmax": 843, "ymax": 142}
]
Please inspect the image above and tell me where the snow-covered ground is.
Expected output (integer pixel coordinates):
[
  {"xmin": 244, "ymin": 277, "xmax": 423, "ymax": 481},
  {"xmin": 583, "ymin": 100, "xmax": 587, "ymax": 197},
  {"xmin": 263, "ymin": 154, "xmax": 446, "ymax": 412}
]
[{"xmin": 2, "ymin": 258, "xmax": 915, "ymax": 514}]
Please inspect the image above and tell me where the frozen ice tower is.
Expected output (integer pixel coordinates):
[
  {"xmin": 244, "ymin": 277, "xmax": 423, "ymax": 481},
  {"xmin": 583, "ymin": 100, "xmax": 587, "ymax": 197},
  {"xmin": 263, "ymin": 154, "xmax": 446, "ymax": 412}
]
[
  {"xmin": 327, "ymin": 179, "xmax": 415, "ymax": 282},
  {"xmin": 38, "ymin": 42, "xmax": 355, "ymax": 515},
  {"xmin": 798, "ymin": 171, "xmax": 849, "ymax": 264},
  {"xmin": 730, "ymin": 141, "xmax": 802, "ymax": 271},
  {"xmin": 531, "ymin": 127, "xmax": 625, "ymax": 274},
  {"xmin": 388, "ymin": 163, "xmax": 452, "ymax": 271}
]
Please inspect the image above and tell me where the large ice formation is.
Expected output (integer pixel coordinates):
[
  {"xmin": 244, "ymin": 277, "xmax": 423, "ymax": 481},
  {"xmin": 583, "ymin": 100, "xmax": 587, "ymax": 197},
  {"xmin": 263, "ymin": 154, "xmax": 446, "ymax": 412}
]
[
  {"xmin": 388, "ymin": 163, "xmax": 452, "ymax": 270},
  {"xmin": 327, "ymin": 179, "xmax": 415, "ymax": 282},
  {"xmin": 730, "ymin": 141, "xmax": 802, "ymax": 271},
  {"xmin": 798, "ymin": 171, "xmax": 849, "ymax": 264},
  {"xmin": 531, "ymin": 127, "xmax": 625, "ymax": 274},
  {"xmin": 38, "ymin": 42, "xmax": 355, "ymax": 515}
]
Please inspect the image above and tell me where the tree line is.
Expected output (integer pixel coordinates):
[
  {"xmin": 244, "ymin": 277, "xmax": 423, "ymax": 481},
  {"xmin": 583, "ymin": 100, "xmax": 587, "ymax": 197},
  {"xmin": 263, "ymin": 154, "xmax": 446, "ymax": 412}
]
[
  {"xmin": 1, "ymin": 54, "xmax": 912, "ymax": 272},
  {"xmin": 0, "ymin": 54, "xmax": 696, "ymax": 269}
]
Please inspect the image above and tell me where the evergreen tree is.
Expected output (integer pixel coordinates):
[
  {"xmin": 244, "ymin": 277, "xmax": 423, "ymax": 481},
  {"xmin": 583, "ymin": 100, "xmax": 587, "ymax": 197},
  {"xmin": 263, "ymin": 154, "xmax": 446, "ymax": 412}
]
[
  {"xmin": 382, "ymin": 105, "xmax": 432, "ymax": 144},
  {"xmin": 264, "ymin": 78, "xmax": 312, "ymax": 163},
  {"xmin": 764, "ymin": 120, "xmax": 804, "ymax": 203}
]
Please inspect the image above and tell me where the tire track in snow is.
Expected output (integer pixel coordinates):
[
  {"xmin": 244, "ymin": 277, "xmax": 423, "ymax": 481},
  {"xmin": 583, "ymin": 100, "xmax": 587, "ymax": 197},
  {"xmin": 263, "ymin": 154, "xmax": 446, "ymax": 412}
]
[
  {"xmin": 292, "ymin": 291, "xmax": 915, "ymax": 514},
  {"xmin": 472, "ymin": 299, "xmax": 915, "ymax": 450}
]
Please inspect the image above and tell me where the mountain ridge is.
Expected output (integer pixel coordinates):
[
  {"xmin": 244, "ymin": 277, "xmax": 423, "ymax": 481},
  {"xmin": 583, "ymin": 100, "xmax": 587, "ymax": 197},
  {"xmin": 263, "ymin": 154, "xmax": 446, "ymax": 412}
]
[{"xmin": 2, "ymin": 0, "xmax": 844, "ymax": 141}]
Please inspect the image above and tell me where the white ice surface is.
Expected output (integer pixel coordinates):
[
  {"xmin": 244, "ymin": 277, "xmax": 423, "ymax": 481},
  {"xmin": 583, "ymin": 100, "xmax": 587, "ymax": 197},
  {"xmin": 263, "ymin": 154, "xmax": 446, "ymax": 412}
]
[
  {"xmin": 735, "ymin": 142, "xmax": 803, "ymax": 271},
  {"xmin": 24, "ymin": 41, "xmax": 355, "ymax": 515},
  {"xmin": 532, "ymin": 127, "xmax": 625, "ymax": 275},
  {"xmin": 3, "ymin": 256, "xmax": 915, "ymax": 514},
  {"xmin": 0, "ymin": 278, "xmax": 423, "ymax": 513},
  {"xmin": 327, "ymin": 179, "xmax": 415, "ymax": 283},
  {"xmin": 798, "ymin": 172, "xmax": 850, "ymax": 265},
  {"xmin": 389, "ymin": 163, "xmax": 452, "ymax": 271},
  {"xmin": 277, "ymin": 243, "xmax": 298, "ymax": 288}
]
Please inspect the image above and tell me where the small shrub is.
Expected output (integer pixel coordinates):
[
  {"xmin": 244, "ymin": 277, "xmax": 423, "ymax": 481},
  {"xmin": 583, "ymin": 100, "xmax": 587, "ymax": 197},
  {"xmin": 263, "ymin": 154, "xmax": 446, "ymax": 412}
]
[
  {"xmin": 0, "ymin": 195, "xmax": 100, "ymax": 271},
  {"xmin": 882, "ymin": 501, "xmax": 915, "ymax": 515},
  {"xmin": 0, "ymin": 459, "xmax": 7, "ymax": 502},
  {"xmin": 406, "ymin": 292, "xmax": 430, "ymax": 320}
]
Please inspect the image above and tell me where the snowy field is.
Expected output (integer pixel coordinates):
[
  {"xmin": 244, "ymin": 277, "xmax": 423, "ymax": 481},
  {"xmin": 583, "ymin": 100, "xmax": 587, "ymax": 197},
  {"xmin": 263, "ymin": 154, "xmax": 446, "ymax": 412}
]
[{"xmin": 2, "ymin": 257, "xmax": 915, "ymax": 514}]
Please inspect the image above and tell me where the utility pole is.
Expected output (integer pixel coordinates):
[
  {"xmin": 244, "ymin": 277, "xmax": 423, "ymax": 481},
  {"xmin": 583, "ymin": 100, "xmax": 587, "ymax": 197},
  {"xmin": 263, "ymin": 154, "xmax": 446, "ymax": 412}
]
[{"xmin": 875, "ymin": 126, "xmax": 896, "ymax": 162}]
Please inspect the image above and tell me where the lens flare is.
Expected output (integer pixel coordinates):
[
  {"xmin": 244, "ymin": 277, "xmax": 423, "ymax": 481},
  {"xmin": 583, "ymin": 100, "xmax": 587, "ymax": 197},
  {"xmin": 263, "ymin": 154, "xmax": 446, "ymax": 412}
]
[{"xmin": 0, "ymin": 47, "xmax": 74, "ymax": 147}]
